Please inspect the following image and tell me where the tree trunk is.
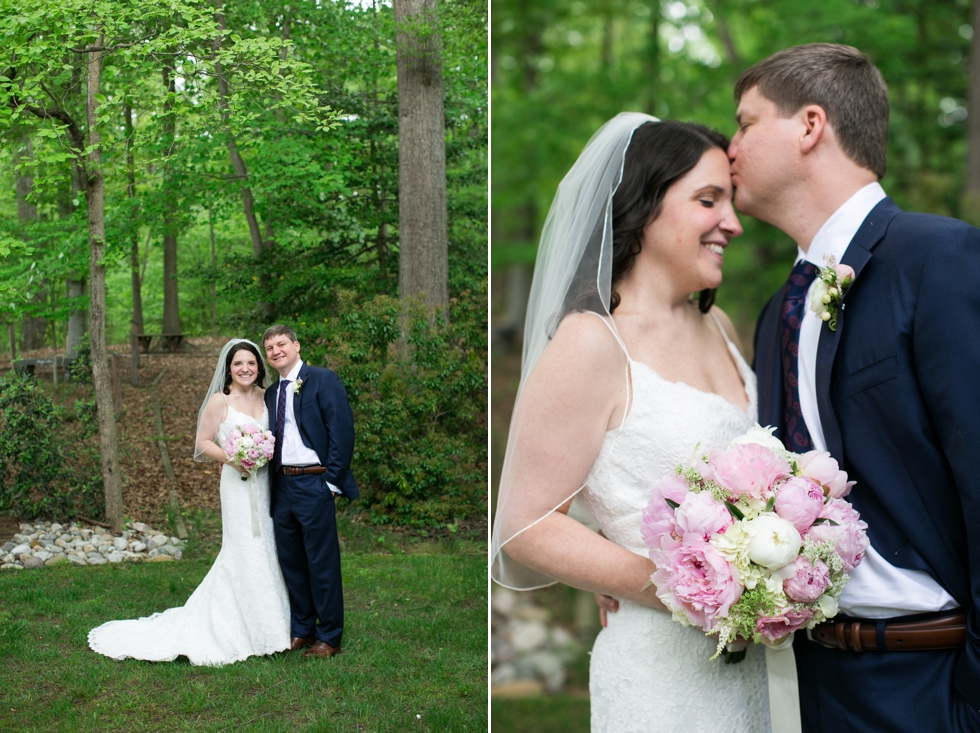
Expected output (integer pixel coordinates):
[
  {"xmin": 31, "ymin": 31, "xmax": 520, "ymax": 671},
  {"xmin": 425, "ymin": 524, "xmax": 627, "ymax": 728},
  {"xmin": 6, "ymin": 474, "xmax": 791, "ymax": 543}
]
[
  {"xmin": 209, "ymin": 207, "xmax": 218, "ymax": 336},
  {"xmin": 161, "ymin": 65, "xmax": 181, "ymax": 337},
  {"xmin": 85, "ymin": 35, "xmax": 124, "ymax": 532},
  {"xmin": 65, "ymin": 154, "xmax": 87, "ymax": 357},
  {"xmin": 125, "ymin": 103, "xmax": 143, "ymax": 384},
  {"xmin": 965, "ymin": 0, "xmax": 980, "ymax": 225},
  {"xmin": 213, "ymin": 0, "xmax": 265, "ymax": 258},
  {"xmin": 394, "ymin": 0, "xmax": 448, "ymax": 313},
  {"xmin": 65, "ymin": 280, "xmax": 85, "ymax": 358}
]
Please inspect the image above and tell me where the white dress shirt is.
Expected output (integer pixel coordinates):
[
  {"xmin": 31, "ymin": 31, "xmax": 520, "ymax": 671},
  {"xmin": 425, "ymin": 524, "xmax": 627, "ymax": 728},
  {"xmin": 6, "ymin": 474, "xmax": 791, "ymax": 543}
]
[
  {"xmin": 797, "ymin": 182, "xmax": 957, "ymax": 618},
  {"xmin": 277, "ymin": 360, "xmax": 340, "ymax": 494}
]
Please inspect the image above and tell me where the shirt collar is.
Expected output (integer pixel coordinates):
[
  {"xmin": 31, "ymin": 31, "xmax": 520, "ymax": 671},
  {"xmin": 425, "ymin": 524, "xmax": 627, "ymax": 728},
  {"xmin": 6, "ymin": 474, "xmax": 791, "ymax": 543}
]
[
  {"xmin": 797, "ymin": 182, "xmax": 886, "ymax": 267},
  {"xmin": 283, "ymin": 359, "xmax": 304, "ymax": 383}
]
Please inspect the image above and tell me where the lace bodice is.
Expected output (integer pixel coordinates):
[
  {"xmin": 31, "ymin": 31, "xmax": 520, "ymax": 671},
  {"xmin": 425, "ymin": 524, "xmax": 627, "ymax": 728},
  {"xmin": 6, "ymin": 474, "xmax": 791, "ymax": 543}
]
[
  {"xmin": 216, "ymin": 404, "xmax": 269, "ymax": 448},
  {"xmin": 578, "ymin": 339, "xmax": 758, "ymax": 553},
  {"xmin": 578, "ymin": 321, "xmax": 772, "ymax": 733}
]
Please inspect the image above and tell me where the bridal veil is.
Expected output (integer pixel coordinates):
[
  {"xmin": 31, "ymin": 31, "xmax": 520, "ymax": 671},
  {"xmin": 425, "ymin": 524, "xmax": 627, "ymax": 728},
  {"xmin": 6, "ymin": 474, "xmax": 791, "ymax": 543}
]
[{"xmin": 491, "ymin": 112, "xmax": 659, "ymax": 590}]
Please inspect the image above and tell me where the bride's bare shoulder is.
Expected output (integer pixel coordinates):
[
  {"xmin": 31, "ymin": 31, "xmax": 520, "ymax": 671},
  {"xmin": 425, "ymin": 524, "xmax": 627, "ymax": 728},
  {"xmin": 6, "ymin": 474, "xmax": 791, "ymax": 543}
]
[{"xmin": 535, "ymin": 311, "xmax": 627, "ymax": 377}]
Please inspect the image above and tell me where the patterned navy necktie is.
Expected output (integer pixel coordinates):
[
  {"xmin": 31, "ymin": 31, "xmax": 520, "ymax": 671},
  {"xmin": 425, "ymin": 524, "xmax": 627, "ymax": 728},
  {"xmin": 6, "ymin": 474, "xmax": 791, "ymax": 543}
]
[
  {"xmin": 272, "ymin": 379, "xmax": 290, "ymax": 472},
  {"xmin": 781, "ymin": 261, "xmax": 819, "ymax": 452}
]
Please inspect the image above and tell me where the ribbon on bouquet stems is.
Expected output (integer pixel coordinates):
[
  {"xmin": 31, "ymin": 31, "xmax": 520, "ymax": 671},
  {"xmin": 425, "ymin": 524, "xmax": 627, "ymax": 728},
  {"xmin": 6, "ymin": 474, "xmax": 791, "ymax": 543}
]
[
  {"xmin": 245, "ymin": 470, "xmax": 261, "ymax": 538},
  {"xmin": 763, "ymin": 635, "xmax": 802, "ymax": 733}
]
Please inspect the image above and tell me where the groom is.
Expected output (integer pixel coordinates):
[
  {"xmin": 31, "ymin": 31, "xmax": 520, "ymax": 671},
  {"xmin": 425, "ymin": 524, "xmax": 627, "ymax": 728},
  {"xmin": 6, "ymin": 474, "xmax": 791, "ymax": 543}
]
[
  {"xmin": 735, "ymin": 44, "xmax": 980, "ymax": 731},
  {"xmin": 263, "ymin": 324, "xmax": 358, "ymax": 658}
]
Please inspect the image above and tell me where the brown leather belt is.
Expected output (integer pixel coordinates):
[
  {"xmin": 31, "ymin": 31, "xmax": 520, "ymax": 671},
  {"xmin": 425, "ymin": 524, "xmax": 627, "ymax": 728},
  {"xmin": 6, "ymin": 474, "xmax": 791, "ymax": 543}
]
[
  {"xmin": 281, "ymin": 465, "xmax": 325, "ymax": 476},
  {"xmin": 808, "ymin": 612, "xmax": 967, "ymax": 652}
]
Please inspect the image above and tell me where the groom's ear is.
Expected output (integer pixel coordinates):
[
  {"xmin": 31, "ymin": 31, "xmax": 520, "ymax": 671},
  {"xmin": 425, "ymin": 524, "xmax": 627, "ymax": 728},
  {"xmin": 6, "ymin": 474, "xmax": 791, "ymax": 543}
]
[{"xmin": 799, "ymin": 104, "xmax": 828, "ymax": 154}]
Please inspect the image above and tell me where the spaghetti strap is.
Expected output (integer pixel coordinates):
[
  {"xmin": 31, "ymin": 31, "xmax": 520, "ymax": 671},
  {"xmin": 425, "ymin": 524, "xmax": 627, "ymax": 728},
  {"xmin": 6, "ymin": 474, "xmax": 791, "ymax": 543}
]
[
  {"xmin": 584, "ymin": 311, "xmax": 632, "ymax": 361},
  {"xmin": 584, "ymin": 311, "xmax": 633, "ymax": 427},
  {"xmin": 707, "ymin": 309, "xmax": 734, "ymax": 349}
]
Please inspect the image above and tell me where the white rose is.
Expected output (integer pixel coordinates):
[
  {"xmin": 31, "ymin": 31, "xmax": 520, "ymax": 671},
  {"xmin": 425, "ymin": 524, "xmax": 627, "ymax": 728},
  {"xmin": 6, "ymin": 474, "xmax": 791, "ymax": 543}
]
[
  {"xmin": 745, "ymin": 514, "xmax": 802, "ymax": 569},
  {"xmin": 730, "ymin": 424, "xmax": 785, "ymax": 453},
  {"xmin": 816, "ymin": 594, "xmax": 839, "ymax": 619},
  {"xmin": 240, "ymin": 436, "xmax": 255, "ymax": 449},
  {"xmin": 809, "ymin": 279, "xmax": 830, "ymax": 319}
]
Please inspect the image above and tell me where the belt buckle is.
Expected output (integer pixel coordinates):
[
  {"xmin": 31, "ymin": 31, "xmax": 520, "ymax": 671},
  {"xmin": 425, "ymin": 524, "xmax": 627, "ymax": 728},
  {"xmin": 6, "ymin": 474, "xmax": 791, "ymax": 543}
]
[{"xmin": 806, "ymin": 627, "xmax": 838, "ymax": 650}]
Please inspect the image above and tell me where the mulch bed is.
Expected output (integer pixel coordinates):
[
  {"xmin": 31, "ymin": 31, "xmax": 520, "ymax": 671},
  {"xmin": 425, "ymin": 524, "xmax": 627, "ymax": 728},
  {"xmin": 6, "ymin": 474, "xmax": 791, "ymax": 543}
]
[{"xmin": 3, "ymin": 337, "xmax": 236, "ymax": 526}]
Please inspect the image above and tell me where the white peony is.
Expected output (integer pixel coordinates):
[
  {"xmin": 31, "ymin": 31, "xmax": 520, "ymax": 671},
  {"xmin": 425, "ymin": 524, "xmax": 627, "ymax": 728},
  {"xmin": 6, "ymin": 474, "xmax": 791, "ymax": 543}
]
[
  {"xmin": 745, "ymin": 514, "xmax": 802, "ymax": 570},
  {"xmin": 729, "ymin": 424, "xmax": 785, "ymax": 454},
  {"xmin": 240, "ymin": 436, "xmax": 255, "ymax": 449},
  {"xmin": 816, "ymin": 593, "xmax": 839, "ymax": 619}
]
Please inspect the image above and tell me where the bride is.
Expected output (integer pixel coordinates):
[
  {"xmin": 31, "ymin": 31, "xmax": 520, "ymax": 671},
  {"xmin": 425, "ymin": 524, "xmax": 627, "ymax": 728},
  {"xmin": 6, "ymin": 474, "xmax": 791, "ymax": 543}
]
[
  {"xmin": 89, "ymin": 339, "xmax": 290, "ymax": 665},
  {"xmin": 491, "ymin": 114, "xmax": 771, "ymax": 731}
]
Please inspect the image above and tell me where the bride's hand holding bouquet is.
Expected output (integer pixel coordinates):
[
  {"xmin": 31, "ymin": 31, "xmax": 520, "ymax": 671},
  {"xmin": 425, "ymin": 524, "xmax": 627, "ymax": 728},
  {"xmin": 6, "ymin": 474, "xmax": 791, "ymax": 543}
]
[{"xmin": 224, "ymin": 424, "xmax": 275, "ymax": 481}]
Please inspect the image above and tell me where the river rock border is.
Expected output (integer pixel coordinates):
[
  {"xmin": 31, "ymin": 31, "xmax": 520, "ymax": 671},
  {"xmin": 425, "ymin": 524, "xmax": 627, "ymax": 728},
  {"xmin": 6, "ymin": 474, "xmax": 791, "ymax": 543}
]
[{"xmin": 1, "ymin": 520, "xmax": 188, "ymax": 569}]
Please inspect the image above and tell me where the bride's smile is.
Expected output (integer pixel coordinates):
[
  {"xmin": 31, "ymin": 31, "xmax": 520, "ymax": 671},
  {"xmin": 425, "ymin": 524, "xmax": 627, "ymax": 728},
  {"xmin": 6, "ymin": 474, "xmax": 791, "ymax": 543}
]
[{"xmin": 230, "ymin": 354, "xmax": 259, "ymax": 390}]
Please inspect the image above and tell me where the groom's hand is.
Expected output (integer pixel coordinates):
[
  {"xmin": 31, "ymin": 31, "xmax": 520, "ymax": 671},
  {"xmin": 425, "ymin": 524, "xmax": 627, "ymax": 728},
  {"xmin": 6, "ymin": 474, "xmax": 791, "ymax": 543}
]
[{"xmin": 594, "ymin": 593, "xmax": 619, "ymax": 627}]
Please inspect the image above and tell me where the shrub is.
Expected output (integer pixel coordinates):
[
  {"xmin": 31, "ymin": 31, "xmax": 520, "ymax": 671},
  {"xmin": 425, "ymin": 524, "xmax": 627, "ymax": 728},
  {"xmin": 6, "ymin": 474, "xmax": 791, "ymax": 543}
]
[
  {"xmin": 68, "ymin": 333, "xmax": 92, "ymax": 385},
  {"xmin": 0, "ymin": 373, "xmax": 102, "ymax": 520},
  {"xmin": 304, "ymin": 287, "xmax": 487, "ymax": 528}
]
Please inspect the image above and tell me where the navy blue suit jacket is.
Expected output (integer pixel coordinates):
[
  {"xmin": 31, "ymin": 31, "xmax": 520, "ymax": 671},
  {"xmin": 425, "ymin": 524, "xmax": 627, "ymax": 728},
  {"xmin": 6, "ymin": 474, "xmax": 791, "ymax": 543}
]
[
  {"xmin": 754, "ymin": 197, "xmax": 980, "ymax": 709},
  {"xmin": 265, "ymin": 362, "xmax": 359, "ymax": 501}
]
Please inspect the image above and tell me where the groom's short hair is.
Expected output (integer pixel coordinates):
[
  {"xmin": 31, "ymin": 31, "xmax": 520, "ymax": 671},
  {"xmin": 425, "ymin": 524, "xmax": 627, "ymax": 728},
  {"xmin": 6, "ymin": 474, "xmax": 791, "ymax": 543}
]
[
  {"xmin": 734, "ymin": 43, "xmax": 889, "ymax": 179},
  {"xmin": 262, "ymin": 324, "xmax": 298, "ymax": 344}
]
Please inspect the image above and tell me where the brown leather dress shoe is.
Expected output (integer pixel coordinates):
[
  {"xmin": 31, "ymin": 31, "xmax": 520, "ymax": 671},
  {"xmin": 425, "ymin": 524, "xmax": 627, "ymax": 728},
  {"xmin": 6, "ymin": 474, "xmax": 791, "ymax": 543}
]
[
  {"xmin": 289, "ymin": 637, "xmax": 315, "ymax": 651},
  {"xmin": 303, "ymin": 640, "xmax": 341, "ymax": 658}
]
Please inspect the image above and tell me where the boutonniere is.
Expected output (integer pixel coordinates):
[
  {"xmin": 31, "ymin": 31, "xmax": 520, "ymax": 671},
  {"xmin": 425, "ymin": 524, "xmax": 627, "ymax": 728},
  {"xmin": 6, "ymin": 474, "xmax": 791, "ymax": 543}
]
[
  {"xmin": 808, "ymin": 255, "xmax": 855, "ymax": 332},
  {"xmin": 293, "ymin": 378, "xmax": 304, "ymax": 395}
]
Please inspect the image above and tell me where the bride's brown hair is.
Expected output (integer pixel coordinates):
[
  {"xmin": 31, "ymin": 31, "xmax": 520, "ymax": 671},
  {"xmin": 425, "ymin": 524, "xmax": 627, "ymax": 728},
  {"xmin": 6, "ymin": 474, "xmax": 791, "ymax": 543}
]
[{"xmin": 222, "ymin": 342, "xmax": 266, "ymax": 394}]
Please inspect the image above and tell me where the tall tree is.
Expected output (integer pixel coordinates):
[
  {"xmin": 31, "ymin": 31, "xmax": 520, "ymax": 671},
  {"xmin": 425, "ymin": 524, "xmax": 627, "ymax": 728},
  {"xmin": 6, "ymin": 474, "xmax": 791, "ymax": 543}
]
[
  {"xmin": 395, "ymin": 0, "xmax": 448, "ymax": 312},
  {"xmin": 160, "ymin": 64, "xmax": 182, "ymax": 338}
]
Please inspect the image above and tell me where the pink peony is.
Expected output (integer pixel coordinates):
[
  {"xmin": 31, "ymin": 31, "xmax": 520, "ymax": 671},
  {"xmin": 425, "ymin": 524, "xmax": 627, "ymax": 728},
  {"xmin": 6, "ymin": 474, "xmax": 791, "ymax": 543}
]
[
  {"xmin": 805, "ymin": 498, "xmax": 869, "ymax": 571},
  {"xmin": 755, "ymin": 608, "xmax": 814, "ymax": 642},
  {"xmin": 774, "ymin": 476, "xmax": 825, "ymax": 533},
  {"xmin": 247, "ymin": 448, "xmax": 260, "ymax": 459},
  {"xmin": 652, "ymin": 535, "xmax": 743, "ymax": 631},
  {"xmin": 658, "ymin": 474, "xmax": 690, "ymax": 505},
  {"xmin": 230, "ymin": 429, "xmax": 242, "ymax": 441},
  {"xmin": 675, "ymin": 491, "xmax": 733, "ymax": 541},
  {"xmin": 783, "ymin": 556, "xmax": 831, "ymax": 603},
  {"xmin": 261, "ymin": 441, "xmax": 275, "ymax": 458},
  {"xmin": 641, "ymin": 486, "xmax": 679, "ymax": 554},
  {"xmin": 798, "ymin": 451, "xmax": 854, "ymax": 498},
  {"xmin": 242, "ymin": 424, "xmax": 259, "ymax": 435},
  {"xmin": 704, "ymin": 443, "xmax": 791, "ymax": 501}
]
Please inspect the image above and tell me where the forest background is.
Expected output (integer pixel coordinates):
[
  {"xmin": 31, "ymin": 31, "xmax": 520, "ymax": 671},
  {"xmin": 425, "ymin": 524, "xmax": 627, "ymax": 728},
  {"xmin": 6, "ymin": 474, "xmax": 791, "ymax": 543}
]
[
  {"xmin": 489, "ymin": 0, "xmax": 980, "ymax": 722},
  {"xmin": 0, "ymin": 0, "xmax": 488, "ymax": 533}
]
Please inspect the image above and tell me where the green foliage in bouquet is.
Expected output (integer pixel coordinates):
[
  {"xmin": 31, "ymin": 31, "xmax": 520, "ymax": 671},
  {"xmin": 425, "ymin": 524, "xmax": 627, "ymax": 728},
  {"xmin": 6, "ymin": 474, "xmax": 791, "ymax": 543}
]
[
  {"xmin": 300, "ymin": 288, "xmax": 487, "ymax": 528},
  {"xmin": 0, "ymin": 373, "xmax": 102, "ymax": 519}
]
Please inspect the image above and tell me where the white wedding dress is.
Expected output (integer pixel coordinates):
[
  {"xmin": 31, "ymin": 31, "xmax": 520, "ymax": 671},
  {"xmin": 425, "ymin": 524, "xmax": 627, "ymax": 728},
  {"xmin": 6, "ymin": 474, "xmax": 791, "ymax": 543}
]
[
  {"xmin": 577, "ymin": 318, "xmax": 772, "ymax": 732},
  {"xmin": 89, "ymin": 406, "xmax": 290, "ymax": 666}
]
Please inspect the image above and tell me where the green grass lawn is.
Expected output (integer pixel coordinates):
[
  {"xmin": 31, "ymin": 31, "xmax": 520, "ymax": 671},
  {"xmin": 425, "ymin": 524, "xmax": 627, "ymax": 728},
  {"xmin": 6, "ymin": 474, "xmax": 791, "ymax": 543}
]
[
  {"xmin": 0, "ymin": 511, "xmax": 487, "ymax": 732},
  {"xmin": 491, "ymin": 696, "xmax": 590, "ymax": 733}
]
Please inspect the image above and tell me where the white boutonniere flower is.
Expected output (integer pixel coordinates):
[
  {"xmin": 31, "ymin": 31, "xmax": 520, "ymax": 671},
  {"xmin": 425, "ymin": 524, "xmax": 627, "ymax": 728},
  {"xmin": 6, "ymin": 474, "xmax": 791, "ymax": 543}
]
[
  {"xmin": 293, "ymin": 378, "xmax": 304, "ymax": 394},
  {"xmin": 808, "ymin": 255, "xmax": 855, "ymax": 332}
]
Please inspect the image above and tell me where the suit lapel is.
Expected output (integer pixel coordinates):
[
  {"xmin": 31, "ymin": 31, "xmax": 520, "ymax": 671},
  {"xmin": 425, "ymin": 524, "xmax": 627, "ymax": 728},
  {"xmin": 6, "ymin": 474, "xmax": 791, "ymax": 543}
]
[
  {"xmin": 815, "ymin": 197, "xmax": 901, "ymax": 461},
  {"xmin": 267, "ymin": 376, "xmax": 281, "ymax": 433},
  {"xmin": 754, "ymin": 292, "xmax": 785, "ymax": 435},
  {"xmin": 293, "ymin": 362, "xmax": 311, "ymax": 432}
]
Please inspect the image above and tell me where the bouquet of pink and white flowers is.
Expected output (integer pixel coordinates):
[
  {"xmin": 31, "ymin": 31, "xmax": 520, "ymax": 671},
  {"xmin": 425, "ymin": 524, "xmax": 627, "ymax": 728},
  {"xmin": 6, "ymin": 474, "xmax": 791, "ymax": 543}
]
[
  {"xmin": 641, "ymin": 425, "xmax": 869, "ymax": 659},
  {"xmin": 224, "ymin": 424, "xmax": 276, "ymax": 481}
]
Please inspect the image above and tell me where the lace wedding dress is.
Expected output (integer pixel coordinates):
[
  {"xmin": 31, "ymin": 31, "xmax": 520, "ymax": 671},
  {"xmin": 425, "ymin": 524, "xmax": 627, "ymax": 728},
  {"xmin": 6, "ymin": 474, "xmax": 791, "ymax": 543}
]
[
  {"xmin": 89, "ymin": 406, "xmax": 290, "ymax": 666},
  {"xmin": 577, "ymin": 318, "xmax": 772, "ymax": 733}
]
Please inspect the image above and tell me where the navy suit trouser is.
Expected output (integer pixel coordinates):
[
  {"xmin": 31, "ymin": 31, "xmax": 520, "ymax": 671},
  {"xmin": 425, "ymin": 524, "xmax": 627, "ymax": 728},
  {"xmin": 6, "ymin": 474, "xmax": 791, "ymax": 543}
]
[
  {"xmin": 272, "ymin": 472, "xmax": 344, "ymax": 648},
  {"xmin": 794, "ymin": 629, "xmax": 980, "ymax": 732}
]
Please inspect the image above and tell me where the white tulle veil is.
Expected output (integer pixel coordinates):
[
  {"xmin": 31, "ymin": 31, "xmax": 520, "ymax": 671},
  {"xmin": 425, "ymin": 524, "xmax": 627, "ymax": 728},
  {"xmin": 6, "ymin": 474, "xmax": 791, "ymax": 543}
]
[
  {"xmin": 194, "ymin": 338, "xmax": 266, "ymax": 462},
  {"xmin": 491, "ymin": 112, "xmax": 659, "ymax": 590}
]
